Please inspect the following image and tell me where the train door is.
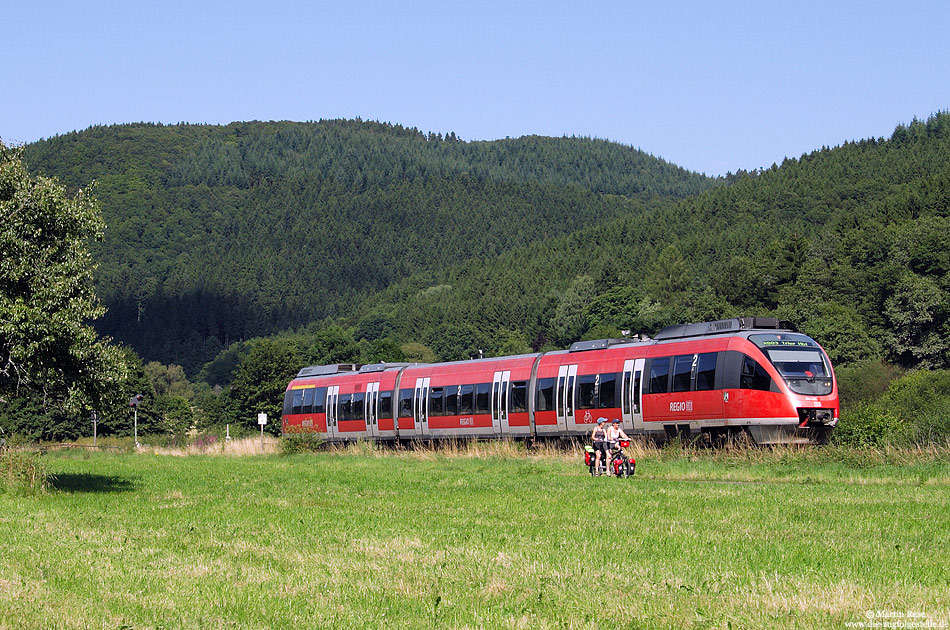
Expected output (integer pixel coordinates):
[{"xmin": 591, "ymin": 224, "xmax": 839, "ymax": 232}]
[
  {"xmin": 413, "ymin": 377, "xmax": 430, "ymax": 436},
  {"xmin": 621, "ymin": 358, "xmax": 646, "ymax": 431},
  {"xmin": 365, "ymin": 382, "xmax": 380, "ymax": 438},
  {"xmin": 325, "ymin": 385, "xmax": 339, "ymax": 440},
  {"xmin": 689, "ymin": 352, "xmax": 723, "ymax": 422},
  {"xmin": 491, "ymin": 370, "xmax": 510, "ymax": 435},
  {"xmin": 555, "ymin": 364, "xmax": 578, "ymax": 433}
]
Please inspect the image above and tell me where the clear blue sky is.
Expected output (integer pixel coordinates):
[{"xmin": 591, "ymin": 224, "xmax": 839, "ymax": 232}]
[{"xmin": 3, "ymin": 0, "xmax": 948, "ymax": 176}]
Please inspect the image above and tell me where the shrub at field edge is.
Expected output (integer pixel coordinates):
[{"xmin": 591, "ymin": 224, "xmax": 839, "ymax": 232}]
[{"xmin": 0, "ymin": 451, "xmax": 50, "ymax": 494}]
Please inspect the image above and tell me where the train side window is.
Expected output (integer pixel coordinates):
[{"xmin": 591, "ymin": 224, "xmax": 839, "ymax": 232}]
[
  {"xmin": 301, "ymin": 387, "xmax": 315, "ymax": 414},
  {"xmin": 445, "ymin": 385, "xmax": 459, "ymax": 416},
  {"xmin": 429, "ymin": 387, "xmax": 444, "ymax": 416},
  {"xmin": 695, "ymin": 353, "xmax": 717, "ymax": 391},
  {"xmin": 672, "ymin": 355, "xmax": 693, "ymax": 392},
  {"xmin": 633, "ymin": 371, "xmax": 642, "ymax": 413},
  {"xmin": 284, "ymin": 390, "xmax": 296, "ymax": 416},
  {"xmin": 556, "ymin": 375, "xmax": 565, "ymax": 414},
  {"xmin": 475, "ymin": 383, "xmax": 491, "ymax": 414},
  {"xmin": 338, "ymin": 393, "xmax": 352, "ymax": 422},
  {"xmin": 291, "ymin": 389, "xmax": 304, "ymax": 414},
  {"xmin": 621, "ymin": 372, "xmax": 631, "ymax": 414},
  {"xmin": 741, "ymin": 356, "xmax": 772, "ymax": 391},
  {"xmin": 460, "ymin": 384, "xmax": 474, "ymax": 415},
  {"xmin": 511, "ymin": 381, "xmax": 528, "ymax": 413},
  {"xmin": 536, "ymin": 377, "xmax": 556, "ymax": 412},
  {"xmin": 352, "ymin": 393, "xmax": 365, "ymax": 421},
  {"xmin": 379, "ymin": 390, "xmax": 393, "ymax": 418},
  {"xmin": 650, "ymin": 357, "xmax": 671, "ymax": 394},
  {"xmin": 313, "ymin": 387, "xmax": 326, "ymax": 414},
  {"xmin": 566, "ymin": 377, "xmax": 575, "ymax": 413},
  {"xmin": 599, "ymin": 372, "xmax": 618, "ymax": 408},
  {"xmin": 398, "ymin": 389, "xmax": 413, "ymax": 418},
  {"xmin": 577, "ymin": 374, "xmax": 597, "ymax": 409}
]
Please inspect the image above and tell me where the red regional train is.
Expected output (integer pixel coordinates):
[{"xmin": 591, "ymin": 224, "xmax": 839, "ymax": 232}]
[{"xmin": 282, "ymin": 317, "xmax": 839, "ymax": 445}]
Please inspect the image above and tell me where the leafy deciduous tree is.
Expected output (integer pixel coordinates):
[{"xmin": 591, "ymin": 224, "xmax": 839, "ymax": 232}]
[
  {"xmin": 0, "ymin": 143, "xmax": 127, "ymax": 420},
  {"xmin": 550, "ymin": 275, "xmax": 595, "ymax": 345},
  {"xmin": 227, "ymin": 339, "xmax": 300, "ymax": 435},
  {"xmin": 884, "ymin": 273, "xmax": 950, "ymax": 369}
]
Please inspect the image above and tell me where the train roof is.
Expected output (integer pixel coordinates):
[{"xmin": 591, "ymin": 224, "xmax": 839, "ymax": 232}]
[
  {"xmin": 293, "ymin": 354, "xmax": 542, "ymax": 380},
  {"xmin": 653, "ymin": 317, "xmax": 796, "ymax": 341},
  {"xmin": 295, "ymin": 362, "xmax": 423, "ymax": 379}
]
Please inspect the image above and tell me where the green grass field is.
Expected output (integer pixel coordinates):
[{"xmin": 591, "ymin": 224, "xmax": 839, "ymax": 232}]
[{"xmin": 2, "ymin": 443, "xmax": 949, "ymax": 629}]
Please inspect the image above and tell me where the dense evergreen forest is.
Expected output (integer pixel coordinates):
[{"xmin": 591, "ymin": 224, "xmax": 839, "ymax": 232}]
[
  {"xmin": 7, "ymin": 113, "xmax": 950, "ymax": 444},
  {"xmin": 23, "ymin": 120, "xmax": 713, "ymax": 374},
  {"xmin": 356, "ymin": 113, "xmax": 950, "ymax": 373}
]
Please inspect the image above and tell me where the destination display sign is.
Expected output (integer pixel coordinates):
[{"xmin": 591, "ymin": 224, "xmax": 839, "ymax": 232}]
[{"xmin": 749, "ymin": 333, "xmax": 818, "ymax": 349}]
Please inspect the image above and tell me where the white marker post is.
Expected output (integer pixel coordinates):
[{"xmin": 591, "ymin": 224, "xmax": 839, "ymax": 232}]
[
  {"xmin": 258, "ymin": 413, "xmax": 267, "ymax": 453},
  {"xmin": 90, "ymin": 411, "xmax": 98, "ymax": 448}
]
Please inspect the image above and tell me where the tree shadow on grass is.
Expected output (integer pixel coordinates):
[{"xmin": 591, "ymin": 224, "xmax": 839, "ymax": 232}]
[{"xmin": 51, "ymin": 473, "xmax": 136, "ymax": 493}]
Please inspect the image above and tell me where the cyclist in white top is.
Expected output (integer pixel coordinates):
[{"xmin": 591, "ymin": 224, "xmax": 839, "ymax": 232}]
[{"xmin": 606, "ymin": 419, "xmax": 629, "ymax": 447}]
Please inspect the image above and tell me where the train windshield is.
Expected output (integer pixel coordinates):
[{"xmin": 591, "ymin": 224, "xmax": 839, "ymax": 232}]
[{"xmin": 749, "ymin": 334, "xmax": 834, "ymax": 396}]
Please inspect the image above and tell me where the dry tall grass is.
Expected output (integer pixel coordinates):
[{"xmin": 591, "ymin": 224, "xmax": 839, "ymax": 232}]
[
  {"xmin": 319, "ymin": 436, "xmax": 662, "ymax": 463},
  {"xmin": 146, "ymin": 436, "xmax": 280, "ymax": 456},
  {"xmin": 52, "ymin": 433, "xmax": 950, "ymax": 466},
  {"xmin": 0, "ymin": 451, "xmax": 50, "ymax": 493}
]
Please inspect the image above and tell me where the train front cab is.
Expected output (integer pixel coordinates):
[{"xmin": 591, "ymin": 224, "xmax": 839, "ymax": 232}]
[
  {"xmin": 736, "ymin": 332, "xmax": 838, "ymax": 444},
  {"xmin": 639, "ymin": 331, "xmax": 838, "ymax": 445}
]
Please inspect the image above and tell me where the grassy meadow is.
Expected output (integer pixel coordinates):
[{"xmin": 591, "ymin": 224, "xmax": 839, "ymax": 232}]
[{"xmin": 1, "ymin": 441, "xmax": 949, "ymax": 629}]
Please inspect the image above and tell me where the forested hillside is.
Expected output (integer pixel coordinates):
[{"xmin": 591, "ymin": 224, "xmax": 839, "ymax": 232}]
[
  {"xmin": 351, "ymin": 113, "xmax": 950, "ymax": 372},
  {"xmin": 23, "ymin": 120, "xmax": 713, "ymax": 374}
]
